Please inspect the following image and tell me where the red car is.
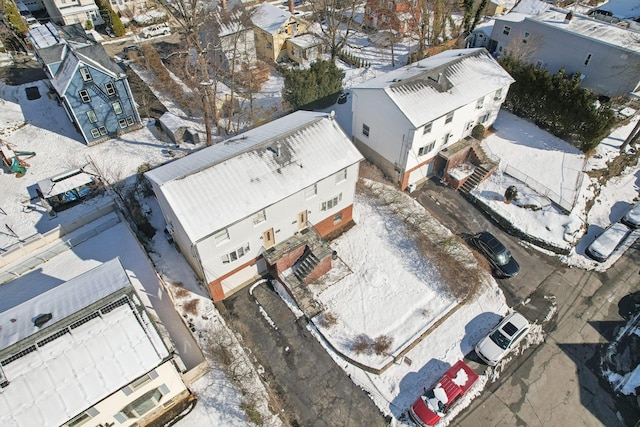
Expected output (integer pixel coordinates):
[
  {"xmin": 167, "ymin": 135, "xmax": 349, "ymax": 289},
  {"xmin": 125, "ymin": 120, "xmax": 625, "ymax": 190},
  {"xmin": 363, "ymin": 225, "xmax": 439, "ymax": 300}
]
[{"xmin": 408, "ymin": 360, "xmax": 479, "ymax": 426}]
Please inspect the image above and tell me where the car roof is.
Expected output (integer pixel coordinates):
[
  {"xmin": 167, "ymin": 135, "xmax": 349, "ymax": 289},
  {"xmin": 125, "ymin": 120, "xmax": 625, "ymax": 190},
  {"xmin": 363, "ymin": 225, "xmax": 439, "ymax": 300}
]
[
  {"xmin": 499, "ymin": 312, "xmax": 529, "ymax": 335},
  {"xmin": 477, "ymin": 231, "xmax": 507, "ymax": 253}
]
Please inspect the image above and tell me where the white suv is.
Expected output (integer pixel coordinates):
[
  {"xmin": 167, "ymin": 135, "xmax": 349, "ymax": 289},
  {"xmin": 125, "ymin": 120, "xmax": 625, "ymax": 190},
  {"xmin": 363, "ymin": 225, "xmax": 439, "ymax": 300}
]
[{"xmin": 141, "ymin": 24, "xmax": 170, "ymax": 39}]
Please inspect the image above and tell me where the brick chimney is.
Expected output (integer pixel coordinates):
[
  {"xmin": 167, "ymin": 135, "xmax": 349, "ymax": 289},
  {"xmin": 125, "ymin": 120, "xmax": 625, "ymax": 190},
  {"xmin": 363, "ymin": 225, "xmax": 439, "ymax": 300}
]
[{"xmin": 288, "ymin": 0, "xmax": 294, "ymax": 14}]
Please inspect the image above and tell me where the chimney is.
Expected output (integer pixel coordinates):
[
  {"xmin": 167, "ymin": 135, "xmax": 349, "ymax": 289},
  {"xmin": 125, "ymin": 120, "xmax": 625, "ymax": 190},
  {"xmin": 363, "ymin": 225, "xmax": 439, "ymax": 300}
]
[
  {"xmin": 288, "ymin": 0, "xmax": 294, "ymax": 14},
  {"xmin": 564, "ymin": 11, "xmax": 573, "ymax": 24}
]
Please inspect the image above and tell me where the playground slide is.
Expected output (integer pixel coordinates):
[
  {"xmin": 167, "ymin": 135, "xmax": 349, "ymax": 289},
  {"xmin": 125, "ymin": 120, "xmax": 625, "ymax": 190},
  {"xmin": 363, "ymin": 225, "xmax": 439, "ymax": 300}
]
[{"xmin": 10, "ymin": 157, "xmax": 26, "ymax": 175}]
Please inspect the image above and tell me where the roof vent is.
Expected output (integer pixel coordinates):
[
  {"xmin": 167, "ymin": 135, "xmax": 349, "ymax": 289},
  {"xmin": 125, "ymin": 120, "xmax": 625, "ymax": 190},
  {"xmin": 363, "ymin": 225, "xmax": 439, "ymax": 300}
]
[
  {"xmin": 33, "ymin": 313, "xmax": 53, "ymax": 328},
  {"xmin": 565, "ymin": 11, "xmax": 573, "ymax": 23},
  {"xmin": 276, "ymin": 142, "xmax": 282, "ymax": 157}
]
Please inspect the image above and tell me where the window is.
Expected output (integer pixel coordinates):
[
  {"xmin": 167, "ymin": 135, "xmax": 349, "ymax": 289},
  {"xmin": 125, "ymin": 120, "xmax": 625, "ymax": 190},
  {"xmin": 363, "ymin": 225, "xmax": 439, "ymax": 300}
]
[
  {"xmin": 333, "ymin": 212, "xmax": 343, "ymax": 224},
  {"xmin": 362, "ymin": 123, "xmax": 370, "ymax": 137},
  {"xmin": 335, "ymin": 168, "xmax": 347, "ymax": 183},
  {"xmin": 79, "ymin": 90, "xmax": 90, "ymax": 103},
  {"xmin": 118, "ymin": 118, "xmax": 128, "ymax": 128},
  {"xmin": 522, "ymin": 31, "xmax": 530, "ymax": 43},
  {"xmin": 112, "ymin": 101, "xmax": 122, "ymax": 115},
  {"xmin": 118, "ymin": 388, "xmax": 163, "ymax": 419},
  {"xmin": 476, "ymin": 96, "xmax": 484, "ymax": 109},
  {"xmin": 418, "ymin": 141, "xmax": 435, "ymax": 156},
  {"xmin": 305, "ymin": 183, "xmax": 317, "ymax": 199},
  {"xmin": 104, "ymin": 82, "xmax": 116, "ymax": 96},
  {"xmin": 130, "ymin": 373, "xmax": 153, "ymax": 390},
  {"xmin": 98, "ymin": 126, "xmax": 108, "ymax": 135},
  {"xmin": 442, "ymin": 133, "xmax": 451, "ymax": 145},
  {"xmin": 503, "ymin": 25, "xmax": 510, "ymax": 36},
  {"xmin": 126, "ymin": 116, "xmax": 135, "ymax": 125},
  {"xmin": 445, "ymin": 112, "xmax": 454, "ymax": 124},
  {"xmin": 86, "ymin": 110, "xmax": 98, "ymax": 123},
  {"xmin": 387, "ymin": 1, "xmax": 392, "ymax": 9},
  {"xmin": 493, "ymin": 88, "xmax": 503, "ymax": 100},
  {"xmin": 66, "ymin": 412, "xmax": 91, "ymax": 427},
  {"xmin": 584, "ymin": 53, "xmax": 592, "ymax": 66},
  {"xmin": 465, "ymin": 121, "xmax": 474, "ymax": 131},
  {"xmin": 214, "ymin": 229, "xmax": 229, "ymax": 245},
  {"xmin": 423, "ymin": 122, "xmax": 432, "ymax": 135},
  {"xmin": 90, "ymin": 128, "xmax": 100, "ymax": 138},
  {"xmin": 479, "ymin": 113, "xmax": 490, "ymax": 124},
  {"xmin": 321, "ymin": 193, "xmax": 342, "ymax": 211},
  {"xmin": 79, "ymin": 67, "xmax": 92, "ymax": 81},
  {"xmin": 221, "ymin": 243, "xmax": 250, "ymax": 264},
  {"xmin": 253, "ymin": 210, "xmax": 266, "ymax": 225}
]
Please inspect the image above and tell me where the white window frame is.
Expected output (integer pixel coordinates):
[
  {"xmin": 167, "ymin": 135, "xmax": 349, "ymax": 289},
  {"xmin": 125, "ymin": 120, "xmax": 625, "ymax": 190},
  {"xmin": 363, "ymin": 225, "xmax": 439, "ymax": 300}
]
[
  {"xmin": 112, "ymin": 101, "xmax": 122, "ymax": 115},
  {"xmin": 126, "ymin": 116, "xmax": 135, "ymax": 125},
  {"xmin": 214, "ymin": 228, "xmax": 229, "ymax": 245},
  {"xmin": 494, "ymin": 88, "xmax": 503, "ymax": 101},
  {"xmin": 79, "ymin": 66, "xmax": 92, "ymax": 81},
  {"xmin": 79, "ymin": 90, "xmax": 90, "ymax": 103},
  {"xmin": 90, "ymin": 128, "xmax": 100, "ymax": 138},
  {"xmin": 362, "ymin": 123, "xmax": 370, "ymax": 137},
  {"xmin": 503, "ymin": 25, "xmax": 511, "ymax": 36},
  {"xmin": 118, "ymin": 118, "xmax": 128, "ymax": 128},
  {"xmin": 476, "ymin": 96, "xmax": 484, "ymax": 109},
  {"xmin": 423, "ymin": 122, "xmax": 432, "ymax": 135},
  {"xmin": 305, "ymin": 183, "xmax": 317, "ymax": 199},
  {"xmin": 98, "ymin": 126, "xmax": 108, "ymax": 135},
  {"xmin": 86, "ymin": 110, "xmax": 98, "ymax": 123},
  {"xmin": 321, "ymin": 193, "xmax": 342, "ymax": 211},
  {"xmin": 221, "ymin": 243, "xmax": 251, "ymax": 264},
  {"xmin": 335, "ymin": 168, "xmax": 347, "ymax": 183},
  {"xmin": 333, "ymin": 212, "xmax": 343, "ymax": 224},
  {"xmin": 445, "ymin": 111, "xmax": 454, "ymax": 124},
  {"xmin": 104, "ymin": 82, "xmax": 116, "ymax": 96},
  {"xmin": 253, "ymin": 210, "xmax": 266, "ymax": 225},
  {"xmin": 418, "ymin": 141, "xmax": 435, "ymax": 156}
]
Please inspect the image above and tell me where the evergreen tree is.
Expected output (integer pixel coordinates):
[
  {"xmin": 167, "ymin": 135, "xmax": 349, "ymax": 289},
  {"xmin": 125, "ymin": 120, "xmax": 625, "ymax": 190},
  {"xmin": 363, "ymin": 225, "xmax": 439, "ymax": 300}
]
[{"xmin": 282, "ymin": 60, "xmax": 345, "ymax": 110}]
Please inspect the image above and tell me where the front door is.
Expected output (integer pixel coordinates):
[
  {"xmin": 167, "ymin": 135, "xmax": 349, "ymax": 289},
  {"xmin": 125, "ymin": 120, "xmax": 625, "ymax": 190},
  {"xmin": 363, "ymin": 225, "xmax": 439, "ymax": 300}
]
[
  {"xmin": 298, "ymin": 210, "xmax": 307, "ymax": 230},
  {"xmin": 263, "ymin": 228, "xmax": 275, "ymax": 249}
]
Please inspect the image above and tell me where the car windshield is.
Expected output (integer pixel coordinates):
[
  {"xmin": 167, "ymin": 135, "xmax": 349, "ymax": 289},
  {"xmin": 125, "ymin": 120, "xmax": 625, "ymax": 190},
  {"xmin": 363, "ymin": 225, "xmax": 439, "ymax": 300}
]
[
  {"xmin": 489, "ymin": 330, "xmax": 511, "ymax": 350},
  {"xmin": 494, "ymin": 249, "xmax": 511, "ymax": 266}
]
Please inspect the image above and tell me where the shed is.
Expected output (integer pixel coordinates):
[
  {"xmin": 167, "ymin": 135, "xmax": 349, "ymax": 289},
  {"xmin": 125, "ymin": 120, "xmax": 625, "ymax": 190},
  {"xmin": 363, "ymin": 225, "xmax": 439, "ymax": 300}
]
[{"xmin": 158, "ymin": 112, "xmax": 200, "ymax": 145}]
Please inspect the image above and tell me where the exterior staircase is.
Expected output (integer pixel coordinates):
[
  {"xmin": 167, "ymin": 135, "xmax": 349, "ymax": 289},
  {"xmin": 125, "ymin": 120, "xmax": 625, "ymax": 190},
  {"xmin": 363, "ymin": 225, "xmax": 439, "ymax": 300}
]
[
  {"xmin": 459, "ymin": 142, "xmax": 499, "ymax": 194},
  {"xmin": 293, "ymin": 248, "xmax": 320, "ymax": 282}
]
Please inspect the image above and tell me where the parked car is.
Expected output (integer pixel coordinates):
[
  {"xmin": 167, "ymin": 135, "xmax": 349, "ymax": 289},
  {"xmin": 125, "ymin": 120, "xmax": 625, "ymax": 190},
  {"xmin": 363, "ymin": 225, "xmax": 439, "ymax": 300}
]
[
  {"xmin": 468, "ymin": 231, "xmax": 520, "ymax": 278},
  {"xmin": 475, "ymin": 311, "xmax": 530, "ymax": 366},
  {"xmin": 141, "ymin": 24, "xmax": 170, "ymax": 39},
  {"xmin": 337, "ymin": 91, "xmax": 349, "ymax": 104},
  {"xmin": 585, "ymin": 222, "xmax": 631, "ymax": 263},
  {"xmin": 621, "ymin": 202, "xmax": 640, "ymax": 230},
  {"xmin": 409, "ymin": 360, "xmax": 479, "ymax": 426}
]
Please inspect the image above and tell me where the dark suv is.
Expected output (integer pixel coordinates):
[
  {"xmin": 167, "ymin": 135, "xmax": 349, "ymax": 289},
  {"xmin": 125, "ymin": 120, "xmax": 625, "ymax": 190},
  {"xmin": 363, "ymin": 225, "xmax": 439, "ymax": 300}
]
[{"xmin": 469, "ymin": 231, "xmax": 520, "ymax": 278}]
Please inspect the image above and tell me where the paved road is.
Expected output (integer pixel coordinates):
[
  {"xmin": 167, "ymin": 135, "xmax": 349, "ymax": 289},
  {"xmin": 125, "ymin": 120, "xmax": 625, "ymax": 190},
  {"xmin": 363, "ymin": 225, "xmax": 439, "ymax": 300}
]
[
  {"xmin": 220, "ymin": 282, "xmax": 389, "ymax": 427},
  {"xmin": 415, "ymin": 178, "xmax": 640, "ymax": 426}
]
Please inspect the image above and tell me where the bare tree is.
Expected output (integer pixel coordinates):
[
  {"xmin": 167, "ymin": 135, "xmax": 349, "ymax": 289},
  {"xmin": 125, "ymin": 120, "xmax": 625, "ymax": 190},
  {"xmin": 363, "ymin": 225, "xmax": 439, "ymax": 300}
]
[{"xmin": 308, "ymin": 0, "xmax": 365, "ymax": 62}]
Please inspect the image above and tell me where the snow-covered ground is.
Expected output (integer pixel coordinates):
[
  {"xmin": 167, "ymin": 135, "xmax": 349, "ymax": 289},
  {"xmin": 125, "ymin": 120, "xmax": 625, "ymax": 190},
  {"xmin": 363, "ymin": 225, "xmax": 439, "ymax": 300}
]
[{"xmin": 2, "ymin": 9, "xmax": 640, "ymax": 425}]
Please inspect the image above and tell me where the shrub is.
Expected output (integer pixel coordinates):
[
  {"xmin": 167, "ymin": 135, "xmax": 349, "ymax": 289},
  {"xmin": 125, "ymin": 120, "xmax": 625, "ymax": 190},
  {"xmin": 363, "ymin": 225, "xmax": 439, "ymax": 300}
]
[
  {"xmin": 471, "ymin": 124, "xmax": 485, "ymax": 140},
  {"xmin": 240, "ymin": 401, "xmax": 264, "ymax": 426},
  {"xmin": 504, "ymin": 185, "xmax": 518, "ymax": 203},
  {"xmin": 373, "ymin": 335, "xmax": 393, "ymax": 355},
  {"xmin": 351, "ymin": 334, "xmax": 372, "ymax": 354}
]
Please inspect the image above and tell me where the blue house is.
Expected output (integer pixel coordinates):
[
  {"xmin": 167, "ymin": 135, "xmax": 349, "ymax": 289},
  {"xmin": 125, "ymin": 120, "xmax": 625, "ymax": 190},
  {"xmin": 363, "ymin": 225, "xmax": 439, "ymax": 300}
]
[{"xmin": 29, "ymin": 23, "xmax": 142, "ymax": 145}]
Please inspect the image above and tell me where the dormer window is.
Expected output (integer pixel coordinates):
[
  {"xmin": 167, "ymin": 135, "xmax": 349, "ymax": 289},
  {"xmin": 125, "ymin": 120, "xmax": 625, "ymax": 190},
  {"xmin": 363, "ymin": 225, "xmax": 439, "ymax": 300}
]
[{"xmin": 79, "ymin": 67, "xmax": 92, "ymax": 82}]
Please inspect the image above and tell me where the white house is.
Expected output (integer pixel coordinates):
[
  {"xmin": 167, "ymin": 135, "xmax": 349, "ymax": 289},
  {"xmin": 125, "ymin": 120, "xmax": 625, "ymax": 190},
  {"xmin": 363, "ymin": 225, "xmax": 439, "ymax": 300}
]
[
  {"xmin": 41, "ymin": 0, "xmax": 104, "ymax": 28},
  {"xmin": 350, "ymin": 48, "xmax": 514, "ymax": 190},
  {"xmin": 146, "ymin": 110, "xmax": 364, "ymax": 301},
  {"xmin": 0, "ymin": 258, "xmax": 191, "ymax": 427}
]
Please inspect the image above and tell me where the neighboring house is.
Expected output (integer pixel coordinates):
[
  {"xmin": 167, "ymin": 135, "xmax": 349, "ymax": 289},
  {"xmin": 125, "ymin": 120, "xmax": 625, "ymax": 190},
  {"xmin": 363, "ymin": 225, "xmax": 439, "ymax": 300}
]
[
  {"xmin": 146, "ymin": 110, "xmax": 364, "ymax": 301},
  {"xmin": 251, "ymin": 1, "xmax": 309, "ymax": 62},
  {"xmin": 363, "ymin": 0, "xmax": 421, "ymax": 34},
  {"xmin": 286, "ymin": 33, "xmax": 323, "ymax": 66},
  {"xmin": 485, "ymin": 0, "xmax": 506, "ymax": 16},
  {"xmin": 483, "ymin": 4, "xmax": 640, "ymax": 97},
  {"xmin": 350, "ymin": 48, "xmax": 514, "ymax": 190},
  {"xmin": 29, "ymin": 23, "xmax": 142, "ymax": 145},
  {"xmin": 41, "ymin": 0, "xmax": 103, "ymax": 28},
  {"xmin": 0, "ymin": 258, "xmax": 191, "ymax": 427}
]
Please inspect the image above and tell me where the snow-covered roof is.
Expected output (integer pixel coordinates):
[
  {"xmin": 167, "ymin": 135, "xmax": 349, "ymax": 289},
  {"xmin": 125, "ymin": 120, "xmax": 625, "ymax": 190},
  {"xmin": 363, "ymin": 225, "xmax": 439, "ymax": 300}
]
[
  {"xmin": 159, "ymin": 112, "xmax": 190, "ymax": 133},
  {"xmin": 595, "ymin": 0, "xmax": 640, "ymax": 19},
  {"xmin": 288, "ymin": 33, "xmax": 321, "ymax": 49},
  {"xmin": 36, "ymin": 168, "xmax": 95, "ymax": 197},
  {"xmin": 511, "ymin": 0, "xmax": 550, "ymax": 15},
  {"xmin": 496, "ymin": 6, "xmax": 640, "ymax": 55},
  {"xmin": 352, "ymin": 48, "xmax": 514, "ymax": 127},
  {"xmin": 146, "ymin": 110, "xmax": 364, "ymax": 242},
  {"xmin": 28, "ymin": 22, "xmax": 61, "ymax": 49},
  {"xmin": 0, "ymin": 259, "xmax": 170, "ymax": 427},
  {"xmin": 252, "ymin": 2, "xmax": 292, "ymax": 34}
]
